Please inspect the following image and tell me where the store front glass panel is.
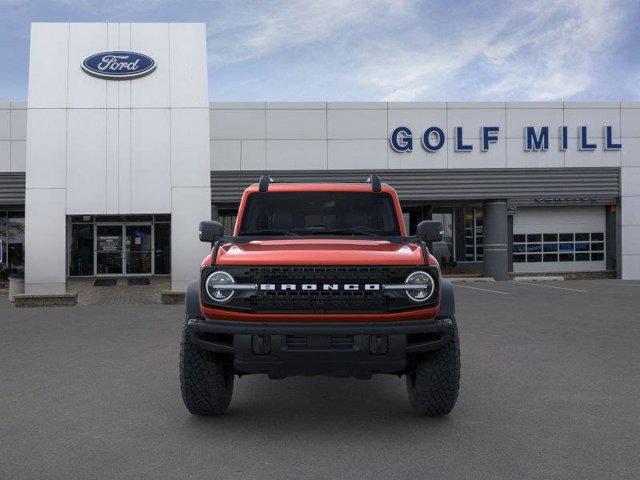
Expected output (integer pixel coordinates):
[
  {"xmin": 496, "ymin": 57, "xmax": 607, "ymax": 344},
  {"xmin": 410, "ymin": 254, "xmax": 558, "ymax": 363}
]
[
  {"xmin": 69, "ymin": 215, "xmax": 171, "ymax": 277},
  {"xmin": 217, "ymin": 209, "xmax": 238, "ymax": 235},
  {"xmin": 69, "ymin": 223, "xmax": 94, "ymax": 276},
  {"xmin": 7, "ymin": 212, "xmax": 25, "ymax": 275},
  {"xmin": 513, "ymin": 232, "xmax": 605, "ymax": 264},
  {"xmin": 154, "ymin": 222, "xmax": 171, "ymax": 274},
  {"xmin": 125, "ymin": 225, "xmax": 152, "ymax": 275},
  {"xmin": 96, "ymin": 225, "xmax": 123, "ymax": 275},
  {"xmin": 0, "ymin": 212, "xmax": 6, "ymax": 274},
  {"xmin": 431, "ymin": 211, "xmax": 454, "ymax": 262},
  {"xmin": 462, "ymin": 207, "xmax": 483, "ymax": 262}
]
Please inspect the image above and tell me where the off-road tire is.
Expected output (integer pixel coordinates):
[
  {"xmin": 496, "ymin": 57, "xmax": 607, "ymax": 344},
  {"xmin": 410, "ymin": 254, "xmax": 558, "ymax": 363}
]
[
  {"xmin": 406, "ymin": 316, "xmax": 460, "ymax": 416},
  {"xmin": 179, "ymin": 319, "xmax": 235, "ymax": 415}
]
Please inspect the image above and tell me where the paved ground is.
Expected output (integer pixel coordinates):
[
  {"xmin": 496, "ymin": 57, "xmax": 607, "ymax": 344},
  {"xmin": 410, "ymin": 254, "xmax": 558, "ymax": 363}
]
[
  {"xmin": 1, "ymin": 279, "xmax": 639, "ymax": 480},
  {"xmin": 68, "ymin": 277, "xmax": 170, "ymax": 306}
]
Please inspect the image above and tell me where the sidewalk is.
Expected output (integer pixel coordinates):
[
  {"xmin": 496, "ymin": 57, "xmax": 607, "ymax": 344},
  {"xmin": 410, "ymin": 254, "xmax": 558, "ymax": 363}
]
[{"xmin": 68, "ymin": 277, "xmax": 171, "ymax": 306}]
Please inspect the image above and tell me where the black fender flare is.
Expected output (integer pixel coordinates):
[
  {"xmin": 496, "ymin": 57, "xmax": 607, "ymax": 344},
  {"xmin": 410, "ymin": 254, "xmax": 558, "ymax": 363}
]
[
  {"xmin": 437, "ymin": 279, "xmax": 455, "ymax": 318},
  {"xmin": 185, "ymin": 280, "xmax": 203, "ymax": 319}
]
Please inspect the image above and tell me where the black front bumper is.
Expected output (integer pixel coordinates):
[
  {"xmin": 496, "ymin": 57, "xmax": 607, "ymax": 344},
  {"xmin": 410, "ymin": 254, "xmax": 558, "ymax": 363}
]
[{"xmin": 186, "ymin": 317, "xmax": 453, "ymax": 379}]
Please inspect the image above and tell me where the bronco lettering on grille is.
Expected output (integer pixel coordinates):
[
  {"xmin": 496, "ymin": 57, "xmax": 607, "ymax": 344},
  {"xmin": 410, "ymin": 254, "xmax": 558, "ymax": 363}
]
[{"xmin": 259, "ymin": 284, "xmax": 381, "ymax": 291}]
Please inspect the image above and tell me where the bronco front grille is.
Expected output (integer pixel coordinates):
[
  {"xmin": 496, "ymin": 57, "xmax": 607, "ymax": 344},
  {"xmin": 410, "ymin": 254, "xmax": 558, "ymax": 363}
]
[
  {"xmin": 244, "ymin": 266, "xmax": 393, "ymax": 283},
  {"xmin": 200, "ymin": 265, "xmax": 439, "ymax": 313},
  {"xmin": 246, "ymin": 266, "xmax": 391, "ymax": 312},
  {"xmin": 252, "ymin": 288, "xmax": 390, "ymax": 311}
]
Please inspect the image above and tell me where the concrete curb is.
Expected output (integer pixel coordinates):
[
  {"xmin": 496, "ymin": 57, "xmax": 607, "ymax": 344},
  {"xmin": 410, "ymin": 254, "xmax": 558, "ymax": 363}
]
[
  {"xmin": 508, "ymin": 270, "xmax": 614, "ymax": 280},
  {"xmin": 445, "ymin": 277, "xmax": 496, "ymax": 283},
  {"xmin": 14, "ymin": 292, "xmax": 78, "ymax": 308},
  {"xmin": 514, "ymin": 276, "xmax": 565, "ymax": 282}
]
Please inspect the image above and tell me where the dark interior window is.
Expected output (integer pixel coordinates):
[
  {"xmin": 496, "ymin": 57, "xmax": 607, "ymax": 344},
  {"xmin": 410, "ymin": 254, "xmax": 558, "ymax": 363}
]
[
  {"xmin": 239, "ymin": 192, "xmax": 400, "ymax": 236},
  {"xmin": 69, "ymin": 224, "xmax": 94, "ymax": 276},
  {"xmin": 154, "ymin": 222, "xmax": 171, "ymax": 275}
]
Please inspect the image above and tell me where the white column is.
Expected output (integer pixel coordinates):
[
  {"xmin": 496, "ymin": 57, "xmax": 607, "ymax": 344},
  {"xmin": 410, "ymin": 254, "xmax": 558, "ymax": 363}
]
[
  {"xmin": 621, "ymin": 166, "xmax": 640, "ymax": 279},
  {"xmin": 621, "ymin": 104, "xmax": 640, "ymax": 279},
  {"xmin": 171, "ymin": 187, "xmax": 211, "ymax": 291},
  {"xmin": 169, "ymin": 107, "xmax": 211, "ymax": 291},
  {"xmin": 168, "ymin": 24, "xmax": 211, "ymax": 292},
  {"xmin": 25, "ymin": 189, "xmax": 66, "ymax": 294},
  {"xmin": 24, "ymin": 24, "xmax": 69, "ymax": 294}
]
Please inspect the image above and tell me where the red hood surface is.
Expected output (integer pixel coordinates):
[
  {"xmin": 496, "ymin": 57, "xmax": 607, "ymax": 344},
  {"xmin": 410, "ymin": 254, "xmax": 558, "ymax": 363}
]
[{"xmin": 214, "ymin": 238, "xmax": 424, "ymax": 266}]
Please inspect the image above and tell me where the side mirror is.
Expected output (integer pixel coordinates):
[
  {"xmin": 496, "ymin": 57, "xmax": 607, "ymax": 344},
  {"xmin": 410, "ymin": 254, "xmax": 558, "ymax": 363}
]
[
  {"xmin": 416, "ymin": 220, "xmax": 443, "ymax": 242},
  {"xmin": 199, "ymin": 221, "xmax": 224, "ymax": 243}
]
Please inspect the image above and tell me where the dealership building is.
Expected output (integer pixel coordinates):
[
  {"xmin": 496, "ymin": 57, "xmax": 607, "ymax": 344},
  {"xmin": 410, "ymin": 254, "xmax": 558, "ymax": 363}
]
[{"xmin": 1, "ymin": 22, "xmax": 640, "ymax": 296}]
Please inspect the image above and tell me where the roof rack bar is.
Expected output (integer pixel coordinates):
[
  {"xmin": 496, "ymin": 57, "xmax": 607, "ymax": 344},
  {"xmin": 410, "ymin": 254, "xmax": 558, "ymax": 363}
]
[
  {"xmin": 258, "ymin": 174, "xmax": 274, "ymax": 192},
  {"xmin": 366, "ymin": 174, "xmax": 382, "ymax": 192}
]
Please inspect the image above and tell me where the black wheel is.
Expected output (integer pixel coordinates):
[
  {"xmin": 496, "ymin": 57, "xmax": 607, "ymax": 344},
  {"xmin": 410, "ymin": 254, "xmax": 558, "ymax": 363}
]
[
  {"xmin": 406, "ymin": 316, "xmax": 460, "ymax": 416},
  {"xmin": 179, "ymin": 319, "xmax": 235, "ymax": 415}
]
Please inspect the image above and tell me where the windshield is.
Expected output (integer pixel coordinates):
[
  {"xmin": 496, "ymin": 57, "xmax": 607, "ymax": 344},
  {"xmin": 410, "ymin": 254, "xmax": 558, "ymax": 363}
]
[{"xmin": 238, "ymin": 192, "xmax": 401, "ymax": 236}]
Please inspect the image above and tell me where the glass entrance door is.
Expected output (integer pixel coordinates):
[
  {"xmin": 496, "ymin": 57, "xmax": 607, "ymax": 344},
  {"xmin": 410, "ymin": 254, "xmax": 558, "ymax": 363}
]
[
  {"xmin": 125, "ymin": 225, "xmax": 152, "ymax": 275},
  {"xmin": 96, "ymin": 225, "xmax": 124, "ymax": 275},
  {"xmin": 95, "ymin": 224, "xmax": 153, "ymax": 276}
]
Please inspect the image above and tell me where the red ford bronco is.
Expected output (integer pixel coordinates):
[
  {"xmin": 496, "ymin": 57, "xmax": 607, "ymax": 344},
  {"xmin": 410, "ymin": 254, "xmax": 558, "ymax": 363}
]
[{"xmin": 180, "ymin": 175, "xmax": 460, "ymax": 415}]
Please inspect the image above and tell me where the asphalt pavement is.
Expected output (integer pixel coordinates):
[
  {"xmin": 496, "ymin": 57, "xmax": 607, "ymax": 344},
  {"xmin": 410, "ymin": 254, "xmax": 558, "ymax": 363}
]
[{"xmin": 1, "ymin": 279, "xmax": 639, "ymax": 479}]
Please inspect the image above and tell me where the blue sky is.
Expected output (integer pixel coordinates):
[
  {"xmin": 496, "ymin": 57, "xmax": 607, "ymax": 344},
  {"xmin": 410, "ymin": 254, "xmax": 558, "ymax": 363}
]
[{"xmin": 1, "ymin": 0, "xmax": 639, "ymax": 101}]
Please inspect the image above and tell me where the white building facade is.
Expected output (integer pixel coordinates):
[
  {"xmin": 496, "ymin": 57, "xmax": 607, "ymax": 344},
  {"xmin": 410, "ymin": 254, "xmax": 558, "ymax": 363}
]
[
  {"xmin": 23, "ymin": 22, "xmax": 211, "ymax": 294},
  {"xmin": 1, "ymin": 22, "xmax": 639, "ymax": 294}
]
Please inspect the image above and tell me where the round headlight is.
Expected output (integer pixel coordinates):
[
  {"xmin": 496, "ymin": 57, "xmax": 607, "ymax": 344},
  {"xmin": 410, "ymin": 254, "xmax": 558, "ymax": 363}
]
[
  {"xmin": 405, "ymin": 271, "xmax": 435, "ymax": 302},
  {"xmin": 205, "ymin": 271, "xmax": 235, "ymax": 302}
]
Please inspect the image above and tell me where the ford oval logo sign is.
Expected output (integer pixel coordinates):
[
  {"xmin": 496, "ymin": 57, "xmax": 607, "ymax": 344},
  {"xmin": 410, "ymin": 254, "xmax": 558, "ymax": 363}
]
[{"xmin": 82, "ymin": 51, "xmax": 156, "ymax": 80}]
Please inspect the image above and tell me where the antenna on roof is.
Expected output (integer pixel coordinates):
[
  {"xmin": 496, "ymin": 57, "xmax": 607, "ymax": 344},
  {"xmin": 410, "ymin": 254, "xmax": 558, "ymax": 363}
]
[
  {"xmin": 366, "ymin": 174, "xmax": 382, "ymax": 192},
  {"xmin": 258, "ymin": 174, "xmax": 274, "ymax": 192}
]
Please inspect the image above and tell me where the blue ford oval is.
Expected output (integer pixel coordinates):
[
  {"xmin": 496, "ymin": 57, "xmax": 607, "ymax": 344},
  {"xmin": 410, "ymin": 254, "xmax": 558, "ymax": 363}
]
[{"xmin": 82, "ymin": 51, "xmax": 156, "ymax": 79}]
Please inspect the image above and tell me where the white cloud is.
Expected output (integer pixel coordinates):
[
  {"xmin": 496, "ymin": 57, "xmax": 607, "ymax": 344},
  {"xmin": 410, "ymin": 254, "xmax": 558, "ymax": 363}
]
[
  {"xmin": 207, "ymin": 0, "xmax": 630, "ymax": 101},
  {"xmin": 28, "ymin": 0, "xmax": 174, "ymax": 11},
  {"xmin": 208, "ymin": 0, "xmax": 412, "ymax": 66},
  {"xmin": 357, "ymin": 0, "xmax": 627, "ymax": 101},
  {"xmin": 360, "ymin": 35, "xmax": 488, "ymax": 101},
  {"xmin": 480, "ymin": 0, "xmax": 625, "ymax": 100},
  {"xmin": 9, "ymin": 0, "xmax": 628, "ymax": 101}
]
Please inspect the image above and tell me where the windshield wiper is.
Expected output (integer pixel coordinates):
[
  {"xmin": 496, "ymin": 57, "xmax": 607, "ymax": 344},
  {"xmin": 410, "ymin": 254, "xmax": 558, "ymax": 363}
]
[{"xmin": 239, "ymin": 229, "xmax": 299, "ymax": 236}]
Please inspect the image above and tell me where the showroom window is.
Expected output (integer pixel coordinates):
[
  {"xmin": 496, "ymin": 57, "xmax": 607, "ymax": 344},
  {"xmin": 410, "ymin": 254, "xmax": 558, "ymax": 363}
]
[
  {"xmin": 513, "ymin": 232, "xmax": 605, "ymax": 263},
  {"xmin": 69, "ymin": 222, "xmax": 95, "ymax": 276},
  {"xmin": 217, "ymin": 209, "xmax": 238, "ymax": 235},
  {"xmin": 431, "ymin": 210, "xmax": 455, "ymax": 261},
  {"xmin": 0, "ymin": 212, "xmax": 6, "ymax": 274},
  {"xmin": 463, "ymin": 208, "xmax": 483, "ymax": 262},
  {"xmin": 0, "ymin": 211, "xmax": 25, "ymax": 276},
  {"xmin": 154, "ymin": 219, "xmax": 171, "ymax": 275},
  {"xmin": 68, "ymin": 214, "xmax": 171, "ymax": 276}
]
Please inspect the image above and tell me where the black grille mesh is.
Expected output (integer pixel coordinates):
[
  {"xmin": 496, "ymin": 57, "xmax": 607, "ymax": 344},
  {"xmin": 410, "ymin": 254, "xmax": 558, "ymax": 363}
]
[
  {"xmin": 243, "ymin": 266, "xmax": 393, "ymax": 283},
  {"xmin": 251, "ymin": 288, "xmax": 390, "ymax": 311}
]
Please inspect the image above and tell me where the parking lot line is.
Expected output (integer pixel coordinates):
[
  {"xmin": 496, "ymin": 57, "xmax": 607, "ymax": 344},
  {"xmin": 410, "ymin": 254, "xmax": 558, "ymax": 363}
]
[
  {"xmin": 453, "ymin": 284, "xmax": 509, "ymax": 295},
  {"xmin": 514, "ymin": 281, "xmax": 588, "ymax": 293}
]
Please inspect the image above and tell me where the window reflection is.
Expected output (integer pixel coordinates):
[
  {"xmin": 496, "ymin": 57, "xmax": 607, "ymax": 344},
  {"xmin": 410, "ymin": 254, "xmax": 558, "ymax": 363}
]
[
  {"xmin": 0, "ymin": 211, "xmax": 25, "ymax": 276},
  {"xmin": 513, "ymin": 232, "xmax": 605, "ymax": 263}
]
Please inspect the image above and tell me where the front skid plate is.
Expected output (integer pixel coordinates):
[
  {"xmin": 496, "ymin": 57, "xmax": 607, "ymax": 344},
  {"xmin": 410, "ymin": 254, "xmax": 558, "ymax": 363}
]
[{"xmin": 186, "ymin": 318, "xmax": 452, "ymax": 378}]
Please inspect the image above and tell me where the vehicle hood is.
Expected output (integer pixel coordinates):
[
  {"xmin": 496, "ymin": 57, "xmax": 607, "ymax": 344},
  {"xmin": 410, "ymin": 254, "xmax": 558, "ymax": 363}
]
[{"xmin": 215, "ymin": 238, "xmax": 424, "ymax": 266}]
